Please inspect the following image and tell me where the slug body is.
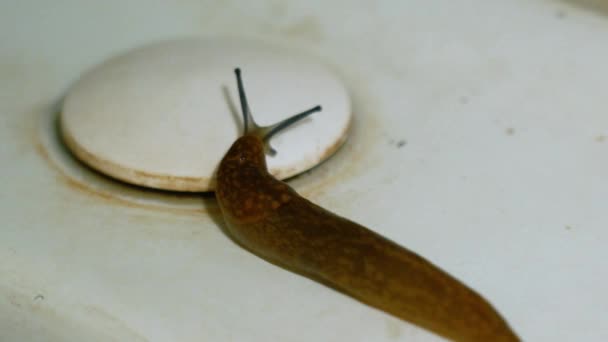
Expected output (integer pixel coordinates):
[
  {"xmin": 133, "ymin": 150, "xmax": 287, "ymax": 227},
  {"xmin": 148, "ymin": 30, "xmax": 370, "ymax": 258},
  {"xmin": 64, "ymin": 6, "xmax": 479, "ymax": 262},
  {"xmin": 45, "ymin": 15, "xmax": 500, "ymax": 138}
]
[{"xmin": 215, "ymin": 69, "xmax": 519, "ymax": 342}]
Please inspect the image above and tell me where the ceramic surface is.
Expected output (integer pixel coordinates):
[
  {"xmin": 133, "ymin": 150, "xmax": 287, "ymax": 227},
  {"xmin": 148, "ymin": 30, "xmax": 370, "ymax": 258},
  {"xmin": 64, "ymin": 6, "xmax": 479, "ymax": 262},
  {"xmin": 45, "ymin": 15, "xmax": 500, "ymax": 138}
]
[{"xmin": 1, "ymin": 1, "xmax": 607, "ymax": 341}]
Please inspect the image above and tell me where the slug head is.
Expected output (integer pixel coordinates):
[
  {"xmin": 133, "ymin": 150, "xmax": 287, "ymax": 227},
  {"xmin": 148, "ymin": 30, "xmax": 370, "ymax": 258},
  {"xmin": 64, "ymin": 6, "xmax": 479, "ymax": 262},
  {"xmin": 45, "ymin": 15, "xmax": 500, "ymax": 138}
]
[
  {"xmin": 233, "ymin": 68, "xmax": 322, "ymax": 156},
  {"xmin": 220, "ymin": 134, "xmax": 268, "ymax": 171}
]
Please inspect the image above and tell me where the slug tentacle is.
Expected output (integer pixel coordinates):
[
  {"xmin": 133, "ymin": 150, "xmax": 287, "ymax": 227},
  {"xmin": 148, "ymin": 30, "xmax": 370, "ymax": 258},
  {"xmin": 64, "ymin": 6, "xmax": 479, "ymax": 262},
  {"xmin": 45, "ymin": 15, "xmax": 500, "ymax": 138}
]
[
  {"xmin": 233, "ymin": 68, "xmax": 322, "ymax": 155},
  {"xmin": 216, "ymin": 69, "xmax": 520, "ymax": 342},
  {"xmin": 234, "ymin": 68, "xmax": 258, "ymax": 135}
]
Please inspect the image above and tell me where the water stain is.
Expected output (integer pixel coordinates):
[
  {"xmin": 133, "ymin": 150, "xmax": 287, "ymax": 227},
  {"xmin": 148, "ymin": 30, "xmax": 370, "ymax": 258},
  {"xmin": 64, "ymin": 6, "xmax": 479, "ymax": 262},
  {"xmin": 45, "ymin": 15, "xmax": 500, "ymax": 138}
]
[
  {"xmin": 556, "ymin": 9, "xmax": 568, "ymax": 19},
  {"xmin": 27, "ymin": 55, "xmax": 376, "ymax": 225},
  {"xmin": 294, "ymin": 67, "xmax": 386, "ymax": 202},
  {"xmin": 280, "ymin": 16, "xmax": 325, "ymax": 42},
  {"xmin": 295, "ymin": 109, "xmax": 380, "ymax": 201},
  {"xmin": 82, "ymin": 305, "xmax": 148, "ymax": 342},
  {"xmin": 34, "ymin": 104, "xmax": 216, "ymax": 216},
  {"xmin": 61, "ymin": 124, "xmax": 216, "ymax": 192},
  {"xmin": 0, "ymin": 284, "xmax": 146, "ymax": 342}
]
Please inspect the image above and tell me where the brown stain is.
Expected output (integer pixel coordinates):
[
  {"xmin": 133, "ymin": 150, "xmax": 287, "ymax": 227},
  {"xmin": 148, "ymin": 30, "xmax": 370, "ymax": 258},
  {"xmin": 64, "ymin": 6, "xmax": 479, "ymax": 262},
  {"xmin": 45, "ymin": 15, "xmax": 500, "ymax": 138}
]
[
  {"xmin": 61, "ymin": 120, "xmax": 214, "ymax": 192},
  {"xmin": 27, "ymin": 52, "xmax": 380, "ymax": 229},
  {"xmin": 314, "ymin": 66, "xmax": 389, "ymax": 191},
  {"xmin": 32, "ymin": 73, "xmax": 358, "ymax": 217},
  {"xmin": 221, "ymin": 59, "xmax": 373, "ymax": 204},
  {"xmin": 269, "ymin": 111, "xmax": 352, "ymax": 181},
  {"xmin": 297, "ymin": 100, "xmax": 383, "ymax": 202},
  {"xmin": 7, "ymin": 101, "xmax": 54, "ymax": 164},
  {"xmin": 280, "ymin": 16, "xmax": 325, "ymax": 42},
  {"xmin": 319, "ymin": 121, "xmax": 352, "ymax": 160},
  {"xmin": 34, "ymin": 118, "xmax": 218, "ymax": 216}
]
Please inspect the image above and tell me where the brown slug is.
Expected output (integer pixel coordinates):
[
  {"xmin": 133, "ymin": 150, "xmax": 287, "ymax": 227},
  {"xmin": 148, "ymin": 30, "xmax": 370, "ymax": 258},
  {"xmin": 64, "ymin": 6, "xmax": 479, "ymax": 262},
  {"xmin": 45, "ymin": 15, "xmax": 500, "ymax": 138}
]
[{"xmin": 215, "ymin": 68, "xmax": 520, "ymax": 342}]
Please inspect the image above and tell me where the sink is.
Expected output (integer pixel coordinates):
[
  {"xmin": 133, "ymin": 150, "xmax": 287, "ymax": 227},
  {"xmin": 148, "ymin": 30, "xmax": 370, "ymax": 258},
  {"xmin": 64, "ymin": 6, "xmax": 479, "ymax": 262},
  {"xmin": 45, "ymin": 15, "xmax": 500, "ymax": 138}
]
[{"xmin": 1, "ymin": 1, "xmax": 608, "ymax": 341}]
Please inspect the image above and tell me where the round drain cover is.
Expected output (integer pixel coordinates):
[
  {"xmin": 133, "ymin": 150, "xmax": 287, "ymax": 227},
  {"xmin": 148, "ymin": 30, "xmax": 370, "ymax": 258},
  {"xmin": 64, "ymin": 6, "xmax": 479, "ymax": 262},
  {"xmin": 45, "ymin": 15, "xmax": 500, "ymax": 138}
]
[{"xmin": 61, "ymin": 38, "xmax": 351, "ymax": 192}]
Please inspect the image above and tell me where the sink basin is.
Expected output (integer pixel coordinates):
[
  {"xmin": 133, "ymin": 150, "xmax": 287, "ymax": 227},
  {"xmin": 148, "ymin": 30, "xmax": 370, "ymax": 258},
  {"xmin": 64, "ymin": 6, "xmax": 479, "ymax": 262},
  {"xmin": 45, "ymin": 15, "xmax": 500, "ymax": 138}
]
[{"xmin": 2, "ymin": 1, "xmax": 608, "ymax": 341}]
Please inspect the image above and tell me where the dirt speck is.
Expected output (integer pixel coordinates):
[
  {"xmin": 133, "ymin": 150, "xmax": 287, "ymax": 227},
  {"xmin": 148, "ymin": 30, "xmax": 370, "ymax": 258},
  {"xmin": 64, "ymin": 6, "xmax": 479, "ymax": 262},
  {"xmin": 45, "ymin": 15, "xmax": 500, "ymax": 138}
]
[
  {"xmin": 34, "ymin": 295, "xmax": 45, "ymax": 301},
  {"xmin": 556, "ymin": 9, "xmax": 568, "ymax": 19},
  {"xmin": 565, "ymin": 225, "xmax": 572, "ymax": 230},
  {"xmin": 505, "ymin": 127, "xmax": 515, "ymax": 136},
  {"xmin": 459, "ymin": 96, "xmax": 469, "ymax": 104},
  {"xmin": 595, "ymin": 135, "xmax": 606, "ymax": 142},
  {"xmin": 8, "ymin": 294, "xmax": 22, "ymax": 308},
  {"xmin": 388, "ymin": 138, "xmax": 407, "ymax": 149}
]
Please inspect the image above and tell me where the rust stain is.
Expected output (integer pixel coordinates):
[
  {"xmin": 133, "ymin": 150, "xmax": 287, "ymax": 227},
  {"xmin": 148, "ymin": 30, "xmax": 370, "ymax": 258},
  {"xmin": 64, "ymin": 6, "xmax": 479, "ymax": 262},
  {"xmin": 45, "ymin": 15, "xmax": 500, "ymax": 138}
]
[
  {"xmin": 269, "ymin": 120, "xmax": 351, "ymax": 181},
  {"xmin": 288, "ymin": 64, "xmax": 387, "ymax": 203},
  {"xmin": 34, "ymin": 137, "xmax": 51, "ymax": 162},
  {"xmin": 317, "ymin": 116, "xmax": 353, "ymax": 162},
  {"xmin": 34, "ymin": 133, "xmax": 218, "ymax": 216},
  {"xmin": 34, "ymin": 106, "xmax": 359, "ymax": 216},
  {"xmin": 61, "ymin": 122, "xmax": 213, "ymax": 192},
  {"xmin": 297, "ymin": 107, "xmax": 381, "ymax": 201},
  {"xmin": 32, "ymin": 64, "xmax": 372, "ymax": 217}
]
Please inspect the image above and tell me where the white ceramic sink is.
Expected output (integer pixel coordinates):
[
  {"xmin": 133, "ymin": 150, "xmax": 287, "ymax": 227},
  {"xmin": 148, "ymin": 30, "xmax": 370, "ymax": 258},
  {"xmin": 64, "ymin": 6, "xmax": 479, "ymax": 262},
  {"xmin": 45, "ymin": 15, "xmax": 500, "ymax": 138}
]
[{"xmin": 2, "ymin": 1, "xmax": 608, "ymax": 341}]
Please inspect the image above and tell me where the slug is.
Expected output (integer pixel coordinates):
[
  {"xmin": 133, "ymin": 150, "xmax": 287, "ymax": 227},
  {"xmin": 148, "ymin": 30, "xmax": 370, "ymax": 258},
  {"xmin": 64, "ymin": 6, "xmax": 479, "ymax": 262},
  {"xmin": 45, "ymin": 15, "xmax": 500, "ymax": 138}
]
[{"xmin": 215, "ymin": 68, "xmax": 520, "ymax": 342}]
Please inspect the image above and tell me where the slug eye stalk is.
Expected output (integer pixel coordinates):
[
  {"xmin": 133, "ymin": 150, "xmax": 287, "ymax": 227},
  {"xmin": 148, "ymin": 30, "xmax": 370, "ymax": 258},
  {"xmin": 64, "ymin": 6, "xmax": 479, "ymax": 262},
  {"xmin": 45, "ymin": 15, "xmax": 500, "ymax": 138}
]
[{"xmin": 234, "ymin": 68, "xmax": 322, "ymax": 156}]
